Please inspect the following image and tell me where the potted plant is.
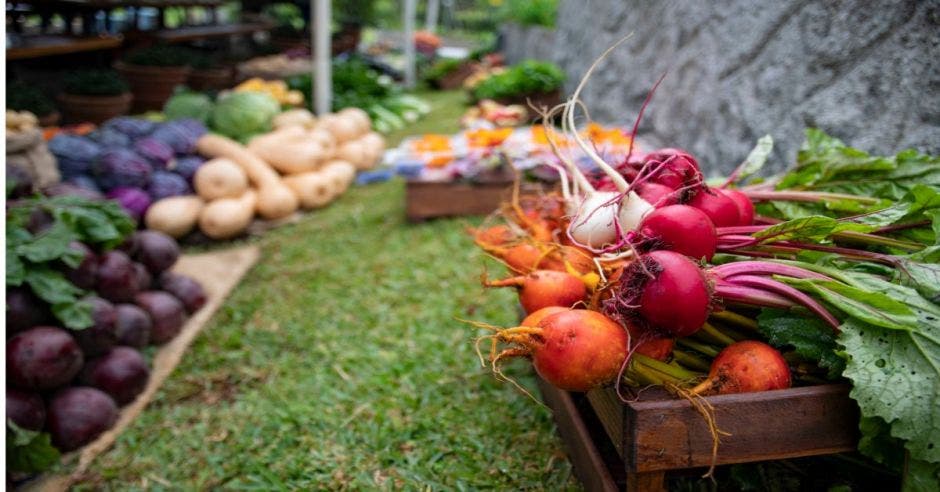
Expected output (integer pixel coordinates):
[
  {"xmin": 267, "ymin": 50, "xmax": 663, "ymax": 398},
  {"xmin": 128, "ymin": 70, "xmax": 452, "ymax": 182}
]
[
  {"xmin": 56, "ymin": 70, "xmax": 132, "ymax": 124},
  {"xmin": 7, "ymin": 82, "xmax": 60, "ymax": 126},
  {"xmin": 116, "ymin": 45, "xmax": 193, "ymax": 112},
  {"xmin": 425, "ymin": 58, "xmax": 478, "ymax": 90},
  {"xmin": 470, "ymin": 60, "xmax": 566, "ymax": 109},
  {"xmin": 187, "ymin": 53, "xmax": 233, "ymax": 92}
]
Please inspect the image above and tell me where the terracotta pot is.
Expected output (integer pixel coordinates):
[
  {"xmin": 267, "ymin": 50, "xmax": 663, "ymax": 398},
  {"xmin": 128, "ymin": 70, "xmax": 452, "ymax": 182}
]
[
  {"xmin": 57, "ymin": 93, "xmax": 132, "ymax": 125},
  {"xmin": 431, "ymin": 62, "xmax": 478, "ymax": 90},
  {"xmin": 188, "ymin": 67, "xmax": 233, "ymax": 91},
  {"xmin": 38, "ymin": 111, "xmax": 61, "ymax": 127},
  {"xmin": 115, "ymin": 62, "xmax": 191, "ymax": 112}
]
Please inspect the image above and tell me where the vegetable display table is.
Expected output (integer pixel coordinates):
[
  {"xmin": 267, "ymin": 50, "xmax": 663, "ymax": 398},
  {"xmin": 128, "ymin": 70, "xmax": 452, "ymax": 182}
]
[
  {"xmin": 405, "ymin": 179, "xmax": 514, "ymax": 221},
  {"xmin": 537, "ymin": 379, "xmax": 859, "ymax": 491}
]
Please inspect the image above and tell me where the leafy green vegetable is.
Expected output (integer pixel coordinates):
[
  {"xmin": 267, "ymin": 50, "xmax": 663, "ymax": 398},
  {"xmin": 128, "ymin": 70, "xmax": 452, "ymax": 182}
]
[
  {"xmin": 839, "ymin": 317, "xmax": 940, "ymax": 465},
  {"xmin": 6, "ymin": 195, "xmax": 134, "ymax": 329},
  {"xmin": 753, "ymin": 216, "xmax": 843, "ymax": 243},
  {"xmin": 789, "ymin": 279, "xmax": 919, "ymax": 330},
  {"xmin": 725, "ymin": 135, "xmax": 773, "ymax": 186},
  {"xmin": 778, "ymin": 129, "xmax": 940, "ymax": 201},
  {"xmin": 757, "ymin": 309, "xmax": 844, "ymax": 378},
  {"xmin": 7, "ymin": 421, "xmax": 61, "ymax": 474},
  {"xmin": 164, "ymin": 91, "xmax": 214, "ymax": 124},
  {"xmin": 472, "ymin": 60, "xmax": 565, "ymax": 101},
  {"xmin": 210, "ymin": 91, "xmax": 280, "ymax": 143},
  {"xmin": 124, "ymin": 44, "xmax": 196, "ymax": 67},
  {"xmin": 424, "ymin": 58, "xmax": 465, "ymax": 84}
]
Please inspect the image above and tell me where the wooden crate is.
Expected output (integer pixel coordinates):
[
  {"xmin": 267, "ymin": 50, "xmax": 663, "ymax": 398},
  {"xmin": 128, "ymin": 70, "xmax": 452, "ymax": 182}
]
[
  {"xmin": 538, "ymin": 379, "xmax": 860, "ymax": 492},
  {"xmin": 405, "ymin": 180, "xmax": 514, "ymax": 221}
]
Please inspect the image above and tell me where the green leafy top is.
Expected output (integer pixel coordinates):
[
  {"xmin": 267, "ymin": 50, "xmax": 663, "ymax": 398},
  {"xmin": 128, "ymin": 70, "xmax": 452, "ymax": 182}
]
[
  {"xmin": 778, "ymin": 129, "xmax": 940, "ymax": 201},
  {"xmin": 6, "ymin": 195, "xmax": 135, "ymax": 329},
  {"xmin": 424, "ymin": 58, "xmax": 465, "ymax": 83},
  {"xmin": 6, "ymin": 421, "xmax": 60, "ymax": 474}
]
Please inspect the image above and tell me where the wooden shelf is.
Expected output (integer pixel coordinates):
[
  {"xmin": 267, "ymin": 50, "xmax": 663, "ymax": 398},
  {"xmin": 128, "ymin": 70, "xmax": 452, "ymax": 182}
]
[
  {"xmin": 146, "ymin": 21, "xmax": 272, "ymax": 43},
  {"xmin": 6, "ymin": 34, "xmax": 122, "ymax": 60}
]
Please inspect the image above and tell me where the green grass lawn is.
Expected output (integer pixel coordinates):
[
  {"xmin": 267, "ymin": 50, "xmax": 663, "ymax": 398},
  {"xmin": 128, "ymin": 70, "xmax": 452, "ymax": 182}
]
[{"xmin": 75, "ymin": 91, "xmax": 580, "ymax": 490}]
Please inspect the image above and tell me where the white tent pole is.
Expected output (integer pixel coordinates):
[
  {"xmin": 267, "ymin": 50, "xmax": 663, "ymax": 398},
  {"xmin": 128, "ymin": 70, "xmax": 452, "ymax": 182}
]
[
  {"xmin": 312, "ymin": 0, "xmax": 331, "ymax": 115},
  {"xmin": 403, "ymin": 0, "xmax": 416, "ymax": 88},
  {"xmin": 425, "ymin": 0, "xmax": 439, "ymax": 33}
]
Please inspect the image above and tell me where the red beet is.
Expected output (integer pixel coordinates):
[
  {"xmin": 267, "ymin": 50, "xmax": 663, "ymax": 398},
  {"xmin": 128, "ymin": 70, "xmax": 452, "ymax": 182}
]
[
  {"xmin": 159, "ymin": 272, "xmax": 207, "ymax": 313},
  {"xmin": 719, "ymin": 188, "xmax": 755, "ymax": 226},
  {"xmin": 64, "ymin": 241, "xmax": 98, "ymax": 290},
  {"xmin": 688, "ymin": 188, "xmax": 741, "ymax": 228},
  {"xmin": 71, "ymin": 296, "xmax": 118, "ymax": 357},
  {"xmin": 96, "ymin": 250, "xmax": 138, "ymax": 303},
  {"xmin": 529, "ymin": 310, "xmax": 630, "ymax": 392},
  {"xmin": 642, "ymin": 148, "xmax": 701, "ymax": 189},
  {"xmin": 113, "ymin": 304, "xmax": 152, "ymax": 348},
  {"xmin": 133, "ymin": 262, "xmax": 153, "ymax": 291},
  {"xmin": 635, "ymin": 182, "xmax": 679, "ymax": 207},
  {"xmin": 80, "ymin": 347, "xmax": 150, "ymax": 405},
  {"xmin": 134, "ymin": 230, "xmax": 180, "ymax": 274},
  {"xmin": 7, "ymin": 327, "xmax": 84, "ymax": 390},
  {"xmin": 638, "ymin": 205, "xmax": 718, "ymax": 261},
  {"xmin": 486, "ymin": 270, "xmax": 587, "ymax": 314},
  {"xmin": 692, "ymin": 341, "xmax": 791, "ymax": 395},
  {"xmin": 7, "ymin": 388, "xmax": 46, "ymax": 431},
  {"xmin": 610, "ymin": 250, "xmax": 710, "ymax": 338},
  {"xmin": 135, "ymin": 291, "xmax": 186, "ymax": 344},
  {"xmin": 46, "ymin": 387, "xmax": 118, "ymax": 452},
  {"xmin": 6, "ymin": 286, "xmax": 49, "ymax": 335}
]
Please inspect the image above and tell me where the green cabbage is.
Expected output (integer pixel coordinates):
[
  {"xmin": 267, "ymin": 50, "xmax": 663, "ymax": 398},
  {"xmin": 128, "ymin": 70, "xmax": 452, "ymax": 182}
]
[
  {"xmin": 210, "ymin": 92, "xmax": 281, "ymax": 142},
  {"xmin": 163, "ymin": 92, "xmax": 214, "ymax": 124}
]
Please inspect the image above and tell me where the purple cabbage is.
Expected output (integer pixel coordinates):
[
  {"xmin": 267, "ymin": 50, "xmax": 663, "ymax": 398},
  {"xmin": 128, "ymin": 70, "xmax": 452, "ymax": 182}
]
[
  {"xmin": 94, "ymin": 149, "xmax": 152, "ymax": 191},
  {"xmin": 149, "ymin": 119, "xmax": 206, "ymax": 154},
  {"xmin": 48, "ymin": 135, "xmax": 103, "ymax": 163},
  {"xmin": 134, "ymin": 137, "xmax": 175, "ymax": 167},
  {"xmin": 168, "ymin": 155, "xmax": 204, "ymax": 183},
  {"xmin": 106, "ymin": 187, "xmax": 152, "ymax": 221},
  {"xmin": 103, "ymin": 116, "xmax": 156, "ymax": 139},
  {"xmin": 146, "ymin": 171, "xmax": 191, "ymax": 200},
  {"xmin": 89, "ymin": 128, "xmax": 132, "ymax": 148},
  {"xmin": 67, "ymin": 174, "xmax": 102, "ymax": 193}
]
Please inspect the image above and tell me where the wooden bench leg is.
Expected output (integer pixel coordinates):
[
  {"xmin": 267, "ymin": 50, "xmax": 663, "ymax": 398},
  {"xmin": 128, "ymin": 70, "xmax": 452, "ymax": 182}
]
[{"xmin": 625, "ymin": 471, "xmax": 665, "ymax": 492}]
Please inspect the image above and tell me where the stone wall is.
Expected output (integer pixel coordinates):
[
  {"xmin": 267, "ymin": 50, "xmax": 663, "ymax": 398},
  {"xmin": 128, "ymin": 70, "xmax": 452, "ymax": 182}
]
[{"xmin": 503, "ymin": 0, "xmax": 939, "ymax": 174}]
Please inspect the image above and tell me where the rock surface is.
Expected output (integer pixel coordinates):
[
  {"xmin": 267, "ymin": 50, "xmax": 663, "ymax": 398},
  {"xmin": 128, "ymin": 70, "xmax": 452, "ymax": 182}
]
[{"xmin": 501, "ymin": 0, "xmax": 940, "ymax": 174}]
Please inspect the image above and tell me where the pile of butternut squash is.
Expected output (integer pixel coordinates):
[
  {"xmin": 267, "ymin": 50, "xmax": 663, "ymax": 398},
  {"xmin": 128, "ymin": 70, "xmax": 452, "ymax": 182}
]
[{"xmin": 145, "ymin": 108, "xmax": 385, "ymax": 240}]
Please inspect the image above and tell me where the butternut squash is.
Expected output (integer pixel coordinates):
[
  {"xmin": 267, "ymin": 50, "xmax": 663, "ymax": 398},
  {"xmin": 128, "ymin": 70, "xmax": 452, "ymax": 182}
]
[
  {"xmin": 198, "ymin": 189, "xmax": 257, "ymax": 239},
  {"xmin": 338, "ymin": 107, "xmax": 371, "ymax": 135},
  {"xmin": 248, "ymin": 127, "xmax": 325, "ymax": 175},
  {"xmin": 283, "ymin": 171, "xmax": 335, "ymax": 209},
  {"xmin": 272, "ymin": 108, "xmax": 317, "ymax": 130},
  {"xmin": 321, "ymin": 160, "xmax": 356, "ymax": 194},
  {"xmin": 193, "ymin": 158, "xmax": 249, "ymax": 200},
  {"xmin": 144, "ymin": 195, "xmax": 204, "ymax": 238},
  {"xmin": 336, "ymin": 140, "xmax": 370, "ymax": 170},
  {"xmin": 317, "ymin": 113, "xmax": 361, "ymax": 143},
  {"xmin": 196, "ymin": 134, "xmax": 299, "ymax": 220}
]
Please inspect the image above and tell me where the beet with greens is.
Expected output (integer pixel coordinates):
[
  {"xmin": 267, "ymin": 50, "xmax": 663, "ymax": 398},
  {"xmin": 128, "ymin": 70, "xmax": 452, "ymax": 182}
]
[
  {"xmin": 7, "ymin": 327, "xmax": 84, "ymax": 390},
  {"xmin": 80, "ymin": 347, "xmax": 150, "ymax": 405},
  {"xmin": 46, "ymin": 387, "xmax": 118, "ymax": 452}
]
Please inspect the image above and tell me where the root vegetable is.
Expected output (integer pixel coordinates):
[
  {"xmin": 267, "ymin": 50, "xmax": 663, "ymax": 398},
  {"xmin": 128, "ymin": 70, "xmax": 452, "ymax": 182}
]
[
  {"xmin": 691, "ymin": 341, "xmax": 791, "ymax": 395},
  {"xmin": 689, "ymin": 187, "xmax": 740, "ymax": 228},
  {"xmin": 485, "ymin": 270, "xmax": 587, "ymax": 314},
  {"xmin": 65, "ymin": 241, "xmax": 98, "ymax": 290},
  {"xmin": 272, "ymin": 108, "xmax": 317, "ymax": 130},
  {"xmin": 114, "ymin": 304, "xmax": 152, "ymax": 348},
  {"xmin": 7, "ymin": 388, "xmax": 46, "ymax": 431},
  {"xmin": 135, "ymin": 291, "xmax": 186, "ymax": 344},
  {"xmin": 318, "ymin": 113, "xmax": 362, "ymax": 143},
  {"xmin": 719, "ymin": 188, "xmax": 755, "ymax": 226},
  {"xmin": 96, "ymin": 250, "xmax": 138, "ymax": 303},
  {"xmin": 194, "ymin": 158, "xmax": 249, "ymax": 200},
  {"xmin": 144, "ymin": 195, "xmax": 204, "ymax": 238},
  {"xmin": 321, "ymin": 160, "xmax": 356, "ymax": 193},
  {"xmin": 336, "ymin": 140, "xmax": 370, "ymax": 170},
  {"xmin": 339, "ymin": 107, "xmax": 371, "ymax": 134},
  {"xmin": 158, "ymin": 272, "xmax": 207, "ymax": 313},
  {"xmin": 46, "ymin": 387, "xmax": 117, "ymax": 452},
  {"xmin": 134, "ymin": 230, "xmax": 180, "ymax": 274},
  {"xmin": 7, "ymin": 327, "xmax": 84, "ymax": 390},
  {"xmin": 80, "ymin": 347, "xmax": 150, "ymax": 405},
  {"xmin": 247, "ymin": 126, "xmax": 325, "ymax": 174},
  {"xmin": 638, "ymin": 205, "xmax": 717, "ymax": 261},
  {"xmin": 71, "ymin": 297, "xmax": 118, "ymax": 357}
]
